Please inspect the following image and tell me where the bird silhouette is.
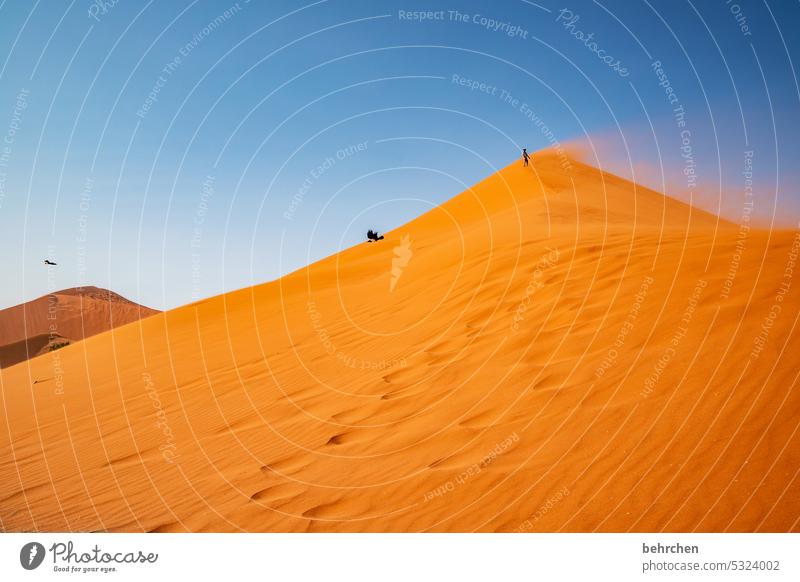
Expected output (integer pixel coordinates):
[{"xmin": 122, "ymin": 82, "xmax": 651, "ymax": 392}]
[
  {"xmin": 367, "ymin": 229, "xmax": 384, "ymax": 242},
  {"xmin": 43, "ymin": 259, "xmax": 57, "ymax": 266}
]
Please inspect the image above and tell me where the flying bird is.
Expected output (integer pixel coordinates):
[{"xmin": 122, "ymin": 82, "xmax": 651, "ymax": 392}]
[{"xmin": 43, "ymin": 259, "xmax": 57, "ymax": 266}]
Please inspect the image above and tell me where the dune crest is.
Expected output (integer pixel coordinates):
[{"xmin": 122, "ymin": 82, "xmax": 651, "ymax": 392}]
[{"xmin": 1, "ymin": 151, "xmax": 798, "ymax": 532}]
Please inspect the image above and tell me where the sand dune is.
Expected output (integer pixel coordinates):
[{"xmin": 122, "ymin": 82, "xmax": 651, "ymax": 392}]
[
  {"xmin": 0, "ymin": 286, "xmax": 158, "ymax": 369},
  {"xmin": 1, "ymin": 151, "xmax": 798, "ymax": 532}
]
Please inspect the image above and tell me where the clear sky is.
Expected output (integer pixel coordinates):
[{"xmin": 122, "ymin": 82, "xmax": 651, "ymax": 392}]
[{"xmin": 0, "ymin": 0, "xmax": 798, "ymax": 310}]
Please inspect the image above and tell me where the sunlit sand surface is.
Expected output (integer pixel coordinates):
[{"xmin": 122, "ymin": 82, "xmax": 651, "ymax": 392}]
[{"xmin": 2, "ymin": 151, "xmax": 798, "ymax": 532}]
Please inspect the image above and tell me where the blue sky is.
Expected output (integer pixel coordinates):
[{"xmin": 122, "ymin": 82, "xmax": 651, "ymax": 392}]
[{"xmin": 0, "ymin": 0, "xmax": 798, "ymax": 310}]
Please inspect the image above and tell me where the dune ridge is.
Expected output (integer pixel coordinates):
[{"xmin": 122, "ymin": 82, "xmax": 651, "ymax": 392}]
[{"xmin": 1, "ymin": 151, "xmax": 798, "ymax": 532}]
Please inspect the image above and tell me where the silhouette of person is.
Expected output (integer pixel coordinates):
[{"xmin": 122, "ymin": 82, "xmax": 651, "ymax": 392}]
[{"xmin": 522, "ymin": 148, "xmax": 529, "ymax": 167}]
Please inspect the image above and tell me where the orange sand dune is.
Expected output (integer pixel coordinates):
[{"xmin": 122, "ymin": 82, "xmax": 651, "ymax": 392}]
[
  {"xmin": 1, "ymin": 151, "xmax": 798, "ymax": 532},
  {"xmin": 0, "ymin": 287, "xmax": 159, "ymax": 369}
]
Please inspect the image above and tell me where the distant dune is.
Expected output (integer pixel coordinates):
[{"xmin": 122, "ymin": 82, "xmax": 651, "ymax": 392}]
[
  {"xmin": 0, "ymin": 286, "xmax": 159, "ymax": 368},
  {"xmin": 1, "ymin": 151, "xmax": 798, "ymax": 532}
]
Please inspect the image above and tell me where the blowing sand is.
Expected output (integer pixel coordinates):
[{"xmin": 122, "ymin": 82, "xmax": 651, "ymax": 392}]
[{"xmin": 1, "ymin": 151, "xmax": 798, "ymax": 532}]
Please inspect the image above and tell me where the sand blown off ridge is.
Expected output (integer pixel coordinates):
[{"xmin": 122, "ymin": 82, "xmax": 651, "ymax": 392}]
[{"xmin": 1, "ymin": 151, "xmax": 799, "ymax": 532}]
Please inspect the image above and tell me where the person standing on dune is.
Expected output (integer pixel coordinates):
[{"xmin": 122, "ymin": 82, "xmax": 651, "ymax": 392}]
[{"xmin": 522, "ymin": 148, "xmax": 529, "ymax": 167}]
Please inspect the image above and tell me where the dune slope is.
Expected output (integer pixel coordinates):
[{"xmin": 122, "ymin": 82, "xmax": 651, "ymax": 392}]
[{"xmin": 1, "ymin": 152, "xmax": 798, "ymax": 532}]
